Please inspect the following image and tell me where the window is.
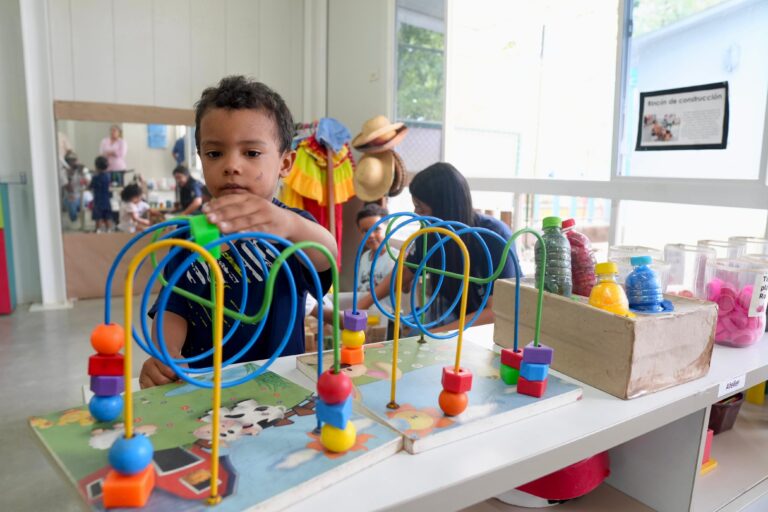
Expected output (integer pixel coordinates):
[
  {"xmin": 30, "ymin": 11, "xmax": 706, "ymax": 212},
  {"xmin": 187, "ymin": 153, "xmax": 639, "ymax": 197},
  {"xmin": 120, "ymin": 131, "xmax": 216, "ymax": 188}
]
[
  {"xmin": 445, "ymin": 0, "xmax": 620, "ymax": 180},
  {"xmin": 619, "ymin": 0, "xmax": 768, "ymax": 179}
]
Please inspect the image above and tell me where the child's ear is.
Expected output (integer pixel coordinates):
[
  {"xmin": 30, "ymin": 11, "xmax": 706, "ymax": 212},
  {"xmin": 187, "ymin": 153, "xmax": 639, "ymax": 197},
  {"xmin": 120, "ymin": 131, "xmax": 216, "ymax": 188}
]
[{"xmin": 278, "ymin": 150, "xmax": 296, "ymax": 179}]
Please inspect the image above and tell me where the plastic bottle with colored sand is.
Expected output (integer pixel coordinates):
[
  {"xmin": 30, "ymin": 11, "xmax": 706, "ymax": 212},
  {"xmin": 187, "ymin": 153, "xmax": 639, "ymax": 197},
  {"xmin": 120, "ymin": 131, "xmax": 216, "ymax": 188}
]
[
  {"xmin": 562, "ymin": 218, "xmax": 596, "ymax": 297},
  {"xmin": 534, "ymin": 216, "xmax": 572, "ymax": 297},
  {"xmin": 589, "ymin": 262, "xmax": 635, "ymax": 318},
  {"xmin": 625, "ymin": 256, "xmax": 669, "ymax": 313}
]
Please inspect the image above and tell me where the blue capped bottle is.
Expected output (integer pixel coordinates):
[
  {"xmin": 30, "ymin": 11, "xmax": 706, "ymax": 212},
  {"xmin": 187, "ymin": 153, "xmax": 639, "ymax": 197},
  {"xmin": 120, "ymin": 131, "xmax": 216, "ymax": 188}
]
[
  {"xmin": 625, "ymin": 255, "xmax": 664, "ymax": 312},
  {"xmin": 534, "ymin": 216, "xmax": 572, "ymax": 297}
]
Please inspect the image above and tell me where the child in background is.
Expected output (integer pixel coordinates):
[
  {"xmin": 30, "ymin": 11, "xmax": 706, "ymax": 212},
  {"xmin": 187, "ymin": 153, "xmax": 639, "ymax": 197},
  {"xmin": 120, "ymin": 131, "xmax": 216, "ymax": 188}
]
[
  {"xmin": 118, "ymin": 184, "xmax": 150, "ymax": 233},
  {"xmin": 89, "ymin": 156, "xmax": 113, "ymax": 233},
  {"xmin": 140, "ymin": 76, "xmax": 337, "ymax": 388}
]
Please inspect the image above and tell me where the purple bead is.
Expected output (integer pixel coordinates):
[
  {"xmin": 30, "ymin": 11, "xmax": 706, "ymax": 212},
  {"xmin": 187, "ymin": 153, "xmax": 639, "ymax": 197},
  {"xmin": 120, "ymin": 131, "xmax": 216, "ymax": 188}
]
[
  {"xmin": 91, "ymin": 376, "xmax": 124, "ymax": 396},
  {"xmin": 343, "ymin": 309, "xmax": 367, "ymax": 332},
  {"xmin": 523, "ymin": 342, "xmax": 554, "ymax": 365}
]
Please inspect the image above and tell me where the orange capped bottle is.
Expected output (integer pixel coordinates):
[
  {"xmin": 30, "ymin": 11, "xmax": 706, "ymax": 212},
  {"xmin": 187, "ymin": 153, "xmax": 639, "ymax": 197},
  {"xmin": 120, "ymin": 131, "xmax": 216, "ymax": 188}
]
[{"xmin": 589, "ymin": 262, "xmax": 635, "ymax": 318}]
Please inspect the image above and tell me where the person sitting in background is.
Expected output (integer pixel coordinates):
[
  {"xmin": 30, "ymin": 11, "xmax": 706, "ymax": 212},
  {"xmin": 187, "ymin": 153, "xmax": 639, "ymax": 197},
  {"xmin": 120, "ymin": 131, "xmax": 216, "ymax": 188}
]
[
  {"xmin": 172, "ymin": 165, "xmax": 203, "ymax": 215},
  {"xmin": 118, "ymin": 184, "xmax": 150, "ymax": 233},
  {"xmin": 89, "ymin": 156, "xmax": 113, "ymax": 233},
  {"xmin": 62, "ymin": 151, "xmax": 90, "ymax": 224}
]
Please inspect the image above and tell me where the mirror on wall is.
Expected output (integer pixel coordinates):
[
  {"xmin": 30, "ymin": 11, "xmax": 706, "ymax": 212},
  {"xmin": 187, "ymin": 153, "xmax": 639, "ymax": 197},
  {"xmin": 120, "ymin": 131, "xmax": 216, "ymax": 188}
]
[{"xmin": 56, "ymin": 119, "xmax": 202, "ymax": 233}]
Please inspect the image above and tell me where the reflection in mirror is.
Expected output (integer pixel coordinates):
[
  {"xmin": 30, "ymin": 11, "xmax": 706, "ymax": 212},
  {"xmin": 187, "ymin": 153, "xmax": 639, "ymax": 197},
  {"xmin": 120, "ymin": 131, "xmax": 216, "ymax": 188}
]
[{"xmin": 56, "ymin": 120, "xmax": 202, "ymax": 233}]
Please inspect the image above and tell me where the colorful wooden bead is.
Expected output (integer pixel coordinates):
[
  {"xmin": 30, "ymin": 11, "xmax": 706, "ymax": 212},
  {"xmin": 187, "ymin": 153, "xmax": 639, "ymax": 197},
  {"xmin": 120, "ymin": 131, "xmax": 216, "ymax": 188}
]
[
  {"xmin": 341, "ymin": 346, "xmax": 364, "ymax": 366},
  {"xmin": 341, "ymin": 328, "xmax": 365, "ymax": 349},
  {"xmin": 89, "ymin": 394, "xmax": 123, "ymax": 422},
  {"xmin": 316, "ymin": 396, "xmax": 353, "ymax": 430},
  {"xmin": 441, "ymin": 366, "xmax": 473, "ymax": 394},
  {"xmin": 90, "ymin": 323, "xmax": 125, "ymax": 355},
  {"xmin": 88, "ymin": 354, "xmax": 124, "ymax": 376},
  {"xmin": 102, "ymin": 465, "xmax": 156, "ymax": 508},
  {"xmin": 317, "ymin": 369, "xmax": 353, "ymax": 404},
  {"xmin": 320, "ymin": 421, "xmax": 357, "ymax": 453},
  {"xmin": 343, "ymin": 309, "xmax": 368, "ymax": 332},
  {"xmin": 517, "ymin": 376, "xmax": 548, "ymax": 398},
  {"xmin": 91, "ymin": 375, "xmax": 124, "ymax": 396},
  {"xmin": 108, "ymin": 434, "xmax": 154, "ymax": 475},
  {"xmin": 500, "ymin": 348, "xmax": 523, "ymax": 370},
  {"xmin": 523, "ymin": 342, "xmax": 554, "ymax": 365},
  {"xmin": 499, "ymin": 363, "xmax": 519, "ymax": 385},
  {"xmin": 438, "ymin": 390, "xmax": 468, "ymax": 416},
  {"xmin": 520, "ymin": 362, "xmax": 549, "ymax": 382}
]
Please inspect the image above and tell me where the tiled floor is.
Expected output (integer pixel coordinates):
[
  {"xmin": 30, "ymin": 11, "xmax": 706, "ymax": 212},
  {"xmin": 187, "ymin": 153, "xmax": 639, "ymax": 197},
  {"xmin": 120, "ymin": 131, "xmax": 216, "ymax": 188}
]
[{"xmin": 0, "ymin": 298, "xmax": 144, "ymax": 511}]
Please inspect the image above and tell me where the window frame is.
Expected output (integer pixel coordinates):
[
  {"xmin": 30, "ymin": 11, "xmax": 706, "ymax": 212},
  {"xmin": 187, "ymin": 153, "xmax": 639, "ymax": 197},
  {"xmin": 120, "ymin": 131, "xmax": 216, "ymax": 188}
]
[{"xmin": 441, "ymin": 0, "xmax": 768, "ymax": 242}]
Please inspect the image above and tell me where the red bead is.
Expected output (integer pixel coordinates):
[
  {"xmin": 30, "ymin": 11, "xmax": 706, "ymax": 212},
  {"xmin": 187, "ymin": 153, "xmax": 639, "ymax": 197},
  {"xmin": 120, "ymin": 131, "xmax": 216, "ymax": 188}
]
[
  {"xmin": 441, "ymin": 366, "xmax": 473, "ymax": 393},
  {"xmin": 90, "ymin": 323, "xmax": 125, "ymax": 355},
  {"xmin": 500, "ymin": 348, "xmax": 523, "ymax": 370},
  {"xmin": 517, "ymin": 376, "xmax": 548, "ymax": 398},
  {"xmin": 317, "ymin": 370, "xmax": 353, "ymax": 404},
  {"xmin": 88, "ymin": 354, "xmax": 124, "ymax": 376}
]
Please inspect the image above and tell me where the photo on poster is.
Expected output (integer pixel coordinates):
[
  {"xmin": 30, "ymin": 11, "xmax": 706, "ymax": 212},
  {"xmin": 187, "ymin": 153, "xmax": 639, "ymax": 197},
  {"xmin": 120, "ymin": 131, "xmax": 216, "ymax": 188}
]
[{"xmin": 636, "ymin": 82, "xmax": 729, "ymax": 151}]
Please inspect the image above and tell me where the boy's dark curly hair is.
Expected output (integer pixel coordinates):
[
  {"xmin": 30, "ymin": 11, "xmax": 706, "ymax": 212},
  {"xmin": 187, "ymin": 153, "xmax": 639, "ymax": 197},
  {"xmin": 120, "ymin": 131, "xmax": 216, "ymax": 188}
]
[
  {"xmin": 356, "ymin": 203, "xmax": 389, "ymax": 225},
  {"xmin": 194, "ymin": 76, "xmax": 294, "ymax": 154}
]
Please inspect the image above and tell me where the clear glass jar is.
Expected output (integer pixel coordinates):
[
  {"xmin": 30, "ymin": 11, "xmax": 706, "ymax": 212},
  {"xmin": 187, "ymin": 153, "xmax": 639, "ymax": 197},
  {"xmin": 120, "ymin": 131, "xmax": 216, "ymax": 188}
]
[
  {"xmin": 664, "ymin": 244, "xmax": 717, "ymax": 299},
  {"xmin": 698, "ymin": 239, "xmax": 745, "ymax": 259},
  {"xmin": 534, "ymin": 216, "xmax": 572, "ymax": 297},
  {"xmin": 608, "ymin": 246, "xmax": 670, "ymax": 291},
  {"xmin": 705, "ymin": 258, "xmax": 768, "ymax": 348},
  {"xmin": 729, "ymin": 236, "xmax": 768, "ymax": 257}
]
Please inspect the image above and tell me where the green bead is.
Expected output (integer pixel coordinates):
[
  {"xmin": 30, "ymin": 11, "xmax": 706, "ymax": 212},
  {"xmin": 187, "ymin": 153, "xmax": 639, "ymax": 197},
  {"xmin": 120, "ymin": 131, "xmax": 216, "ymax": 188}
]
[
  {"xmin": 499, "ymin": 363, "xmax": 519, "ymax": 385},
  {"xmin": 188, "ymin": 214, "xmax": 221, "ymax": 259}
]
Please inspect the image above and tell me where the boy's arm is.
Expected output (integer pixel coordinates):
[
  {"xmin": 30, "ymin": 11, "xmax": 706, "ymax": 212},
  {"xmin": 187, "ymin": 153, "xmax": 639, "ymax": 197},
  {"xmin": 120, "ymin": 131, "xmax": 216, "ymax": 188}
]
[
  {"xmin": 139, "ymin": 311, "xmax": 187, "ymax": 389},
  {"xmin": 203, "ymin": 194, "xmax": 337, "ymax": 271}
]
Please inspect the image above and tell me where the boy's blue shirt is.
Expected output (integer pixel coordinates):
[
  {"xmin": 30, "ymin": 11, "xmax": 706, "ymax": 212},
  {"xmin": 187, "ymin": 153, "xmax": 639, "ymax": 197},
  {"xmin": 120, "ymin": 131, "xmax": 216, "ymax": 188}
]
[
  {"xmin": 90, "ymin": 173, "xmax": 111, "ymax": 209},
  {"xmin": 149, "ymin": 198, "xmax": 332, "ymax": 368}
]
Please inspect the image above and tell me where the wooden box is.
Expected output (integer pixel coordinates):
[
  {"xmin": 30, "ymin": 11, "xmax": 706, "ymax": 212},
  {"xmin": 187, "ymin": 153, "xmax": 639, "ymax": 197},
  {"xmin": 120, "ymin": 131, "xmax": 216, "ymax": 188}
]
[{"xmin": 492, "ymin": 280, "xmax": 717, "ymax": 399}]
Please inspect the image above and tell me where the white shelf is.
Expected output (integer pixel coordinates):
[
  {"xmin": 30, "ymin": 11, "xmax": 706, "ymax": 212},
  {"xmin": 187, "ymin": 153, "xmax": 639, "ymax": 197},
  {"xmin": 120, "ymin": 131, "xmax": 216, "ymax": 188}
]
[
  {"xmin": 694, "ymin": 403, "xmax": 768, "ymax": 512},
  {"xmin": 461, "ymin": 483, "xmax": 653, "ymax": 512}
]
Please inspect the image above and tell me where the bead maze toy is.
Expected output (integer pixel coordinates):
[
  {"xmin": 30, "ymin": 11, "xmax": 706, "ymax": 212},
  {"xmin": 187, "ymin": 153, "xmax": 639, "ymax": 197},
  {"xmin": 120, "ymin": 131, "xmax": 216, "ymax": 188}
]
[
  {"xmin": 32, "ymin": 216, "xmax": 402, "ymax": 511},
  {"xmin": 297, "ymin": 213, "xmax": 582, "ymax": 453}
]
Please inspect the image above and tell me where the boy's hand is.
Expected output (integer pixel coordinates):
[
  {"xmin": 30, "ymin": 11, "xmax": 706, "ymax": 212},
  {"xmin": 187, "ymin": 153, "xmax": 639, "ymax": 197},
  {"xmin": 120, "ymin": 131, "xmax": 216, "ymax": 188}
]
[
  {"xmin": 203, "ymin": 194, "xmax": 292, "ymax": 238},
  {"xmin": 139, "ymin": 357, "xmax": 179, "ymax": 389}
]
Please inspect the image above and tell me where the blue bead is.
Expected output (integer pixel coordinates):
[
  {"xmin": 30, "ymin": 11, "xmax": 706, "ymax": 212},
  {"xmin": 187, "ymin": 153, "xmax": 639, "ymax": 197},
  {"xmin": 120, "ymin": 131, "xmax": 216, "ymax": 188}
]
[
  {"xmin": 316, "ymin": 396, "xmax": 352, "ymax": 430},
  {"xmin": 88, "ymin": 394, "xmax": 123, "ymax": 422},
  {"xmin": 108, "ymin": 434, "xmax": 154, "ymax": 475},
  {"xmin": 520, "ymin": 362, "xmax": 549, "ymax": 382}
]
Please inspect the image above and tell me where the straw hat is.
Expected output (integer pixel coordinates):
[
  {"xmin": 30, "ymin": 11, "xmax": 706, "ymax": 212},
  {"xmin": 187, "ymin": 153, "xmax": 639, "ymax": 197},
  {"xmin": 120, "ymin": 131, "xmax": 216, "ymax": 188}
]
[
  {"xmin": 354, "ymin": 152, "xmax": 395, "ymax": 201},
  {"xmin": 352, "ymin": 116, "xmax": 407, "ymax": 153},
  {"xmin": 388, "ymin": 151, "xmax": 406, "ymax": 197}
]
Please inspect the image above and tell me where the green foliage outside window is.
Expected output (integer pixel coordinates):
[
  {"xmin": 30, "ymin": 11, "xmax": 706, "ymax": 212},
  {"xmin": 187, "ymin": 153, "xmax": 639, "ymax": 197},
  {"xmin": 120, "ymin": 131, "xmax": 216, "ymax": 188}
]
[
  {"xmin": 633, "ymin": 0, "xmax": 729, "ymax": 36},
  {"xmin": 397, "ymin": 23, "xmax": 445, "ymax": 123}
]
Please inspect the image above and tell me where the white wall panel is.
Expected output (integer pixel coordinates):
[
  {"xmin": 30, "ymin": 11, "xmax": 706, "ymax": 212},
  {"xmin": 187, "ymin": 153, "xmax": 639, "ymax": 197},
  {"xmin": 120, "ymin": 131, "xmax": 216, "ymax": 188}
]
[
  {"xmin": 153, "ymin": 0, "xmax": 192, "ymax": 108},
  {"xmin": 113, "ymin": 0, "xmax": 154, "ymax": 105},
  {"xmin": 47, "ymin": 0, "xmax": 74, "ymax": 101},
  {"xmin": 259, "ymin": 0, "xmax": 304, "ymax": 117},
  {"xmin": 190, "ymin": 0, "xmax": 227, "ymax": 98},
  {"xmin": 70, "ymin": 0, "xmax": 115, "ymax": 102},
  {"xmin": 226, "ymin": 0, "xmax": 260, "ymax": 78}
]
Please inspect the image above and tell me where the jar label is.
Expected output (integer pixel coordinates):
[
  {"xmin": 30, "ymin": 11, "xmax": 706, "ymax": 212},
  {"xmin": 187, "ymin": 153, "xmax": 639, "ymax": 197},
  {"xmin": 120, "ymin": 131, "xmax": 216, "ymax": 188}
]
[{"xmin": 749, "ymin": 273, "xmax": 768, "ymax": 317}]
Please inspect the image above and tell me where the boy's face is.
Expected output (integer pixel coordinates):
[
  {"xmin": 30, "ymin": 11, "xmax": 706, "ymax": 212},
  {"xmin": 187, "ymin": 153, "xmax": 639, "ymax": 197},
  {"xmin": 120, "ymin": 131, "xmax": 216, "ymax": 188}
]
[
  {"xmin": 358, "ymin": 215, "xmax": 384, "ymax": 253},
  {"xmin": 198, "ymin": 108, "xmax": 293, "ymax": 200}
]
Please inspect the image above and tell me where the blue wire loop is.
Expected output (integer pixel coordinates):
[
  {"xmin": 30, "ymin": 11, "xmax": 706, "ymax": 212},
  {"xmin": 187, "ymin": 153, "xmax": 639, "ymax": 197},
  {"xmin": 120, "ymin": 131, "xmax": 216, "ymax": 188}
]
[
  {"xmin": 104, "ymin": 219, "xmax": 330, "ymax": 394},
  {"xmin": 352, "ymin": 213, "xmax": 523, "ymax": 349}
]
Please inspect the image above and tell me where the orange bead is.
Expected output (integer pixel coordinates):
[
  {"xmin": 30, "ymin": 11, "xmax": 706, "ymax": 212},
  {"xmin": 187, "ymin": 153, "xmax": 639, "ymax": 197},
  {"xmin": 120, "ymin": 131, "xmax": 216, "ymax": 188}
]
[
  {"xmin": 91, "ymin": 323, "xmax": 125, "ymax": 355},
  {"xmin": 102, "ymin": 465, "xmax": 155, "ymax": 508},
  {"xmin": 341, "ymin": 346, "xmax": 364, "ymax": 365},
  {"xmin": 438, "ymin": 390, "xmax": 468, "ymax": 416}
]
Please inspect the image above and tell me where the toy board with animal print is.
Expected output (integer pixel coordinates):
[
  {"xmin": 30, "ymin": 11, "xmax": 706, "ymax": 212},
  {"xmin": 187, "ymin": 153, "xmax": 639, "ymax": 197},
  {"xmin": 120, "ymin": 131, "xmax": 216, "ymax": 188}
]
[
  {"xmin": 29, "ymin": 363, "xmax": 402, "ymax": 511},
  {"xmin": 297, "ymin": 338, "xmax": 582, "ymax": 453}
]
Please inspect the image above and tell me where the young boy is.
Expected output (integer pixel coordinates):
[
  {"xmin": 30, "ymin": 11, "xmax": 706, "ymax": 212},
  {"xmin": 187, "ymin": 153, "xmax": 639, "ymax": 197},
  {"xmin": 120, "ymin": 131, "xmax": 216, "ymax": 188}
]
[
  {"xmin": 140, "ymin": 76, "xmax": 337, "ymax": 388},
  {"xmin": 89, "ymin": 156, "xmax": 113, "ymax": 233}
]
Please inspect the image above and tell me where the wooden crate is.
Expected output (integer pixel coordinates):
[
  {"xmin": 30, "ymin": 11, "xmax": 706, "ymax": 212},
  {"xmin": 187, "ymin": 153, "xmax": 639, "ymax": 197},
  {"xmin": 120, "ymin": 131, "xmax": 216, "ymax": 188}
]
[{"xmin": 492, "ymin": 280, "xmax": 717, "ymax": 399}]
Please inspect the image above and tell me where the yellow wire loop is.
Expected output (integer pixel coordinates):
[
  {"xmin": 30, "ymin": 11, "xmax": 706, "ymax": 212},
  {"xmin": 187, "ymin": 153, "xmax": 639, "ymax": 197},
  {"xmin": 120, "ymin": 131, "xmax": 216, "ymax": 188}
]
[
  {"xmin": 389, "ymin": 227, "xmax": 471, "ymax": 407},
  {"xmin": 123, "ymin": 239, "xmax": 224, "ymax": 502}
]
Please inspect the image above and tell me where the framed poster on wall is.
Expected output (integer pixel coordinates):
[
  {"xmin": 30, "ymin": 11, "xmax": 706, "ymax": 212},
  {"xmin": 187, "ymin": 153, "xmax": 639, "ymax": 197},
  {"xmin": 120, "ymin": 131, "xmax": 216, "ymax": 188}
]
[{"xmin": 636, "ymin": 82, "xmax": 729, "ymax": 151}]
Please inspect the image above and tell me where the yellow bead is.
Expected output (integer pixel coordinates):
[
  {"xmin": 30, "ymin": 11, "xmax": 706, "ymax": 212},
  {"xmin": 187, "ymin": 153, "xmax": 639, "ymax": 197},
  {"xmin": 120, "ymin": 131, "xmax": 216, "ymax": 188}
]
[
  {"xmin": 320, "ymin": 421, "xmax": 357, "ymax": 453},
  {"xmin": 341, "ymin": 329, "xmax": 365, "ymax": 349}
]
